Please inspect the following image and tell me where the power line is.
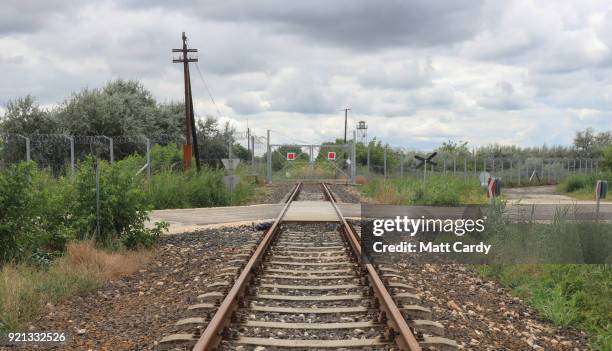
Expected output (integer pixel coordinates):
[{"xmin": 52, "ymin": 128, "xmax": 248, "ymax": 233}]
[{"xmin": 194, "ymin": 62, "xmax": 224, "ymax": 119}]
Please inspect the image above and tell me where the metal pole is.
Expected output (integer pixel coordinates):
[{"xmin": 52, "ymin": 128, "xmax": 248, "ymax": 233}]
[
  {"xmin": 343, "ymin": 108, "xmax": 350, "ymax": 143},
  {"xmin": 109, "ymin": 137, "xmax": 114, "ymax": 164},
  {"xmin": 146, "ymin": 137, "xmax": 151, "ymax": 178},
  {"xmin": 309, "ymin": 145, "xmax": 314, "ymax": 178},
  {"xmin": 400, "ymin": 153, "xmax": 404, "ymax": 178},
  {"xmin": 15, "ymin": 134, "xmax": 31, "ymax": 161},
  {"xmin": 69, "ymin": 136, "xmax": 75, "ymax": 173},
  {"xmin": 251, "ymin": 136, "xmax": 255, "ymax": 167},
  {"xmin": 464, "ymin": 158, "xmax": 467, "ymax": 180},
  {"xmin": 266, "ymin": 130, "xmax": 271, "ymax": 184},
  {"xmin": 383, "ymin": 146, "xmax": 387, "ymax": 178},
  {"xmin": 95, "ymin": 158, "xmax": 101, "ymax": 240},
  {"xmin": 26, "ymin": 137, "xmax": 30, "ymax": 161},
  {"xmin": 518, "ymin": 160, "xmax": 521, "ymax": 185},
  {"xmin": 509, "ymin": 159, "xmax": 513, "ymax": 184},
  {"xmin": 351, "ymin": 130, "xmax": 356, "ymax": 184},
  {"xmin": 367, "ymin": 144, "xmax": 371, "ymax": 173}
]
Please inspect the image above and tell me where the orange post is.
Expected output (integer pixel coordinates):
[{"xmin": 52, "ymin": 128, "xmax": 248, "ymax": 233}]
[{"xmin": 183, "ymin": 144, "xmax": 192, "ymax": 172}]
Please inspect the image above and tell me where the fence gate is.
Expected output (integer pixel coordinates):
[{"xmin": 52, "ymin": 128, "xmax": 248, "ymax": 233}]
[{"xmin": 266, "ymin": 141, "xmax": 356, "ymax": 183}]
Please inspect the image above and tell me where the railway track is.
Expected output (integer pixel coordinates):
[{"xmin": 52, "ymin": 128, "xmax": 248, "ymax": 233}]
[{"xmin": 159, "ymin": 182, "xmax": 458, "ymax": 350}]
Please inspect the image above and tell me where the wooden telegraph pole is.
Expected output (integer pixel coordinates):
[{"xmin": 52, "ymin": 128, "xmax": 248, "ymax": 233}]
[{"xmin": 173, "ymin": 32, "xmax": 201, "ymax": 172}]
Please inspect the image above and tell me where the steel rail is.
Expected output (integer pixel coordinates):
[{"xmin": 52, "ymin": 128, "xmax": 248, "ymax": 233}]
[
  {"xmin": 321, "ymin": 182, "xmax": 422, "ymax": 351},
  {"xmin": 192, "ymin": 182, "xmax": 302, "ymax": 351}
]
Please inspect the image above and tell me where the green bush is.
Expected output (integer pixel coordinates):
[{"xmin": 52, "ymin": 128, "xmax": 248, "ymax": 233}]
[
  {"xmin": 71, "ymin": 155, "xmax": 163, "ymax": 247},
  {"xmin": 603, "ymin": 146, "xmax": 612, "ymax": 171},
  {"xmin": 150, "ymin": 143, "xmax": 182, "ymax": 172},
  {"xmin": 0, "ymin": 157, "xmax": 165, "ymax": 264},
  {"xmin": 0, "ymin": 162, "xmax": 42, "ymax": 262},
  {"xmin": 559, "ymin": 175, "xmax": 589, "ymax": 193}
]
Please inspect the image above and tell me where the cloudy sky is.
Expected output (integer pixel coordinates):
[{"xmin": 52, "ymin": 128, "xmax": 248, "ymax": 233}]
[{"xmin": 1, "ymin": 0, "xmax": 612, "ymax": 149}]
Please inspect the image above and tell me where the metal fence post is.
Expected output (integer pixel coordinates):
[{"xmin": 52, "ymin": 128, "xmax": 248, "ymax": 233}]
[
  {"xmin": 464, "ymin": 158, "xmax": 467, "ymax": 179},
  {"xmin": 400, "ymin": 152, "xmax": 404, "ymax": 178},
  {"xmin": 383, "ymin": 146, "xmax": 387, "ymax": 178},
  {"xmin": 95, "ymin": 158, "xmax": 101, "ymax": 240},
  {"xmin": 145, "ymin": 137, "xmax": 151, "ymax": 179},
  {"xmin": 367, "ymin": 144, "xmax": 371, "ymax": 173},
  {"xmin": 509, "ymin": 159, "xmax": 513, "ymax": 183},
  {"xmin": 110, "ymin": 138, "xmax": 114, "ymax": 164},
  {"xmin": 69, "ymin": 136, "xmax": 75, "ymax": 173},
  {"xmin": 266, "ymin": 130, "xmax": 272, "ymax": 184},
  {"xmin": 251, "ymin": 136, "xmax": 255, "ymax": 167},
  {"xmin": 351, "ymin": 130, "xmax": 356, "ymax": 184}
]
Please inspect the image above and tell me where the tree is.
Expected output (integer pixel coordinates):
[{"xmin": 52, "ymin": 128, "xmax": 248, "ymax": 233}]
[
  {"xmin": 574, "ymin": 128, "xmax": 612, "ymax": 158},
  {"xmin": 0, "ymin": 96, "xmax": 65, "ymax": 171},
  {"xmin": 438, "ymin": 140, "xmax": 469, "ymax": 155},
  {"xmin": 602, "ymin": 146, "xmax": 612, "ymax": 171}
]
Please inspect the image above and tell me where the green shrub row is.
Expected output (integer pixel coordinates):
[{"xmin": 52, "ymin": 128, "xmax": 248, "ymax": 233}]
[
  {"xmin": 0, "ymin": 157, "xmax": 167, "ymax": 264},
  {"xmin": 0, "ymin": 147, "xmax": 257, "ymax": 264},
  {"xmin": 557, "ymin": 172, "xmax": 612, "ymax": 197}
]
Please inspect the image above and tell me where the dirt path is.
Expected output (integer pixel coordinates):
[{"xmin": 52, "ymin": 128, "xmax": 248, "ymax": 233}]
[{"xmin": 504, "ymin": 185, "xmax": 584, "ymax": 204}]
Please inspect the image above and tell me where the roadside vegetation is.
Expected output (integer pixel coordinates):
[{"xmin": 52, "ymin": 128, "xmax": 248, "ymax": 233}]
[
  {"xmin": 478, "ymin": 265, "xmax": 611, "ymax": 350},
  {"xmin": 557, "ymin": 171, "xmax": 612, "ymax": 201},
  {"xmin": 361, "ymin": 174, "xmax": 611, "ymax": 350},
  {"xmin": 360, "ymin": 176, "xmax": 486, "ymax": 205},
  {"xmin": 0, "ymin": 242, "xmax": 150, "ymax": 331}
]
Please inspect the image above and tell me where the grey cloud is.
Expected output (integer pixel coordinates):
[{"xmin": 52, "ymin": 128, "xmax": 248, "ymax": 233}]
[
  {"xmin": 0, "ymin": 0, "xmax": 73, "ymax": 34},
  {"xmin": 478, "ymin": 81, "xmax": 528, "ymax": 110},
  {"xmin": 358, "ymin": 58, "xmax": 433, "ymax": 90},
  {"xmin": 121, "ymin": 0, "xmax": 487, "ymax": 50}
]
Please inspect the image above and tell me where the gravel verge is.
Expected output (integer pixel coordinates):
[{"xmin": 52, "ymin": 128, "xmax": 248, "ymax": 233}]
[
  {"xmin": 3, "ymin": 226, "xmax": 263, "ymax": 351},
  {"xmin": 397, "ymin": 263, "xmax": 591, "ymax": 350}
]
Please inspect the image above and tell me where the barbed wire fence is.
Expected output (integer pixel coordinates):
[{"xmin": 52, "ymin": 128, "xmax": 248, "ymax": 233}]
[
  {"xmin": 0, "ymin": 132, "xmax": 269, "ymax": 178},
  {"xmin": 0, "ymin": 131, "xmax": 602, "ymax": 186},
  {"xmin": 358, "ymin": 146, "xmax": 600, "ymax": 186}
]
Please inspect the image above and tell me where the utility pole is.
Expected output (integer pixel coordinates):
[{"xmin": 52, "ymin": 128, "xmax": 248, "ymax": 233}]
[
  {"xmin": 173, "ymin": 32, "xmax": 200, "ymax": 172},
  {"xmin": 343, "ymin": 108, "xmax": 351, "ymax": 143}
]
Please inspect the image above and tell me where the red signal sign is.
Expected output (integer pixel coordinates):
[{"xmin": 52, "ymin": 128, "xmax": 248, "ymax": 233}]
[
  {"xmin": 286, "ymin": 152, "xmax": 296, "ymax": 160},
  {"xmin": 327, "ymin": 151, "xmax": 336, "ymax": 160}
]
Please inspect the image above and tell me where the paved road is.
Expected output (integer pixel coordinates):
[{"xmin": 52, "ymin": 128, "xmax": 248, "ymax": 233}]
[{"xmin": 148, "ymin": 203, "xmax": 361, "ymax": 233}]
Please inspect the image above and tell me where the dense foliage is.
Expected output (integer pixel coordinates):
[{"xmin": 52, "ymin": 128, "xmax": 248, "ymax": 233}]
[
  {"xmin": 0, "ymin": 158, "xmax": 166, "ymax": 264},
  {"xmin": 0, "ymin": 80, "xmax": 252, "ymax": 173}
]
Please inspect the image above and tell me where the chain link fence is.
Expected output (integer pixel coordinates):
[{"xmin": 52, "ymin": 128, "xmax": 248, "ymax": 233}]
[{"xmin": 358, "ymin": 147, "xmax": 600, "ymax": 185}]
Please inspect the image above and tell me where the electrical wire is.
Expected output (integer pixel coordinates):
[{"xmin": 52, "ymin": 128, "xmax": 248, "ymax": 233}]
[{"xmin": 193, "ymin": 62, "xmax": 223, "ymax": 120}]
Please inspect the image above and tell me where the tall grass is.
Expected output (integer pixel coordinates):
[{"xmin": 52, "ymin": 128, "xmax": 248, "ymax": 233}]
[
  {"xmin": 558, "ymin": 172, "xmax": 612, "ymax": 200},
  {"xmin": 0, "ymin": 242, "xmax": 150, "ymax": 331},
  {"xmin": 478, "ymin": 264, "xmax": 611, "ymax": 350},
  {"xmin": 361, "ymin": 176, "xmax": 486, "ymax": 205},
  {"xmin": 147, "ymin": 168, "xmax": 256, "ymax": 209}
]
